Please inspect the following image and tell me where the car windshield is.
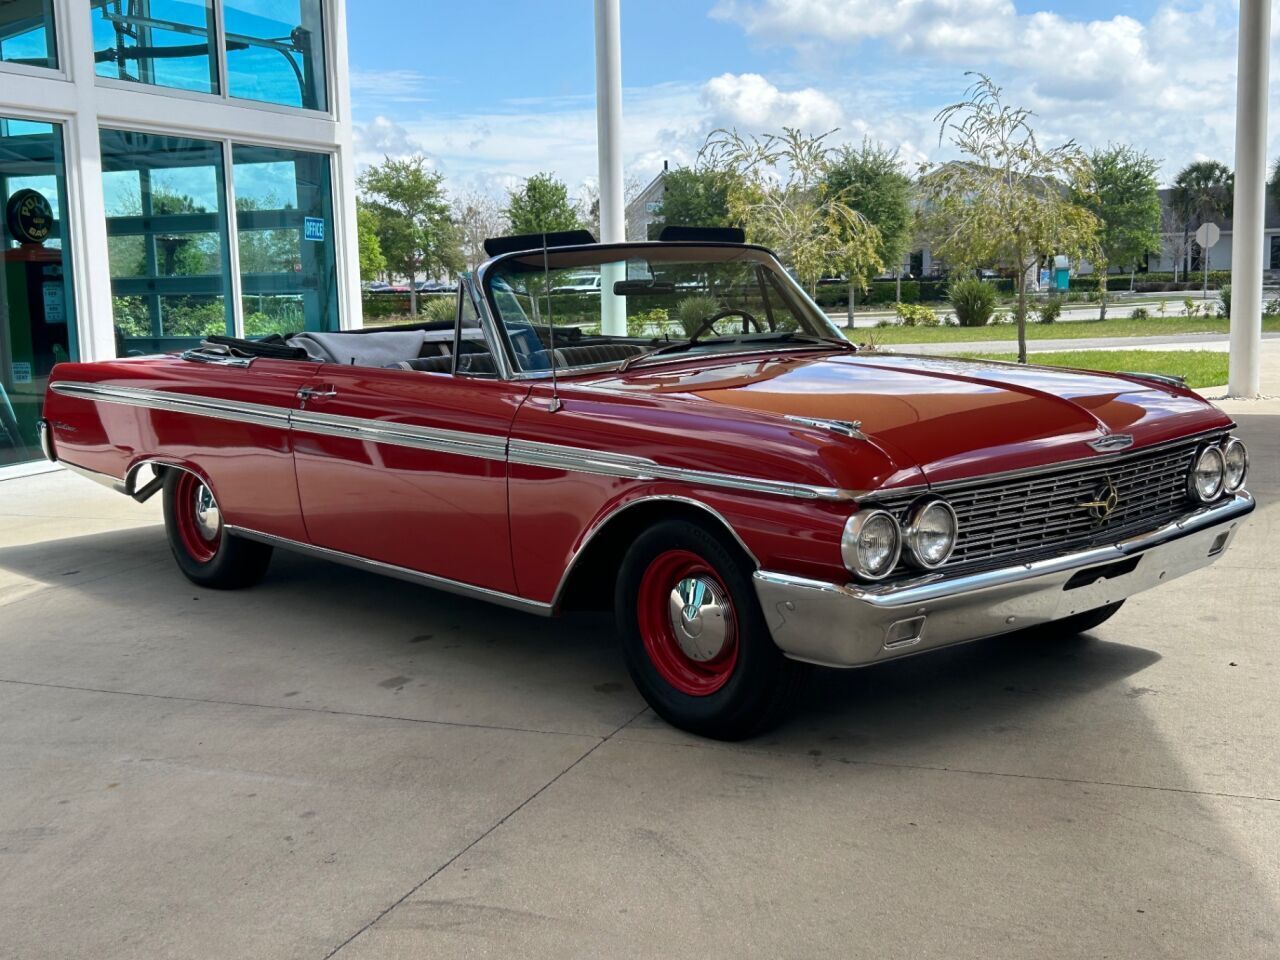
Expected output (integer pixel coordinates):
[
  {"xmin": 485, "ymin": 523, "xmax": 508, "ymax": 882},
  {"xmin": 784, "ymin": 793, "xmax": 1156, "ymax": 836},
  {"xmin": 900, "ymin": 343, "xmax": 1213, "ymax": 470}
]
[{"xmin": 482, "ymin": 245, "xmax": 847, "ymax": 374}]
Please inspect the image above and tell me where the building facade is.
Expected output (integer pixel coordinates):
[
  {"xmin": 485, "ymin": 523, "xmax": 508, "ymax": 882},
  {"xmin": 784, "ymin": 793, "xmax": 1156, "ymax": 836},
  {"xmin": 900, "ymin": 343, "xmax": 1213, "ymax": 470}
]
[{"xmin": 0, "ymin": 0, "xmax": 360, "ymax": 474}]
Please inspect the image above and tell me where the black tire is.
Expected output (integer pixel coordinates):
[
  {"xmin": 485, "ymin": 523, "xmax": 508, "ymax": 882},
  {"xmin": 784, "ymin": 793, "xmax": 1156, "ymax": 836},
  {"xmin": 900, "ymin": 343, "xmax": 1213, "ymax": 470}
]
[
  {"xmin": 162, "ymin": 468, "xmax": 272, "ymax": 589},
  {"xmin": 615, "ymin": 518, "xmax": 807, "ymax": 740},
  {"xmin": 1043, "ymin": 601, "xmax": 1125, "ymax": 638}
]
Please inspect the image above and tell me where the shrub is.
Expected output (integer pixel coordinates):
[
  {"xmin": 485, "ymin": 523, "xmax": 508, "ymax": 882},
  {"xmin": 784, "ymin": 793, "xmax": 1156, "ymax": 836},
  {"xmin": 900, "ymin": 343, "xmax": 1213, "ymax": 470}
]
[
  {"xmin": 1034, "ymin": 298, "xmax": 1063, "ymax": 324},
  {"xmin": 1129, "ymin": 306, "xmax": 1151, "ymax": 320},
  {"xmin": 1218, "ymin": 283, "xmax": 1231, "ymax": 319},
  {"xmin": 420, "ymin": 295, "xmax": 456, "ymax": 323},
  {"xmin": 676, "ymin": 295, "xmax": 721, "ymax": 337},
  {"xmin": 1264, "ymin": 297, "xmax": 1280, "ymax": 317},
  {"xmin": 894, "ymin": 302, "xmax": 938, "ymax": 326},
  {"xmin": 627, "ymin": 308, "xmax": 670, "ymax": 338},
  {"xmin": 948, "ymin": 278, "xmax": 998, "ymax": 327},
  {"xmin": 1183, "ymin": 297, "xmax": 1200, "ymax": 318}
]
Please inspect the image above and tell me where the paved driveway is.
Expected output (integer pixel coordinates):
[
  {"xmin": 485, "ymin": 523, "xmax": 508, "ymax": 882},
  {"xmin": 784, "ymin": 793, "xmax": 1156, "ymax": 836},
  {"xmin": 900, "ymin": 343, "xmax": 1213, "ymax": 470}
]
[{"xmin": 1, "ymin": 418, "xmax": 1276, "ymax": 959}]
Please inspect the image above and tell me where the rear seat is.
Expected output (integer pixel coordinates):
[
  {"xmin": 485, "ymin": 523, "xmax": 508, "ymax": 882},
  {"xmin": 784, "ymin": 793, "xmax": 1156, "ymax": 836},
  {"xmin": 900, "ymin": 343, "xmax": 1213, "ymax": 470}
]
[
  {"xmin": 382, "ymin": 343, "xmax": 648, "ymax": 376},
  {"xmin": 552, "ymin": 343, "xmax": 647, "ymax": 366}
]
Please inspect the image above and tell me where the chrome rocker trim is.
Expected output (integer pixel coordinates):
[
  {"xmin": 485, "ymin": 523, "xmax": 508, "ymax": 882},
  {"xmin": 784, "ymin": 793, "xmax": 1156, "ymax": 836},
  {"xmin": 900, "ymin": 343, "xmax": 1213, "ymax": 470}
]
[
  {"xmin": 226, "ymin": 526, "xmax": 553, "ymax": 616},
  {"xmin": 755, "ymin": 492, "xmax": 1255, "ymax": 668}
]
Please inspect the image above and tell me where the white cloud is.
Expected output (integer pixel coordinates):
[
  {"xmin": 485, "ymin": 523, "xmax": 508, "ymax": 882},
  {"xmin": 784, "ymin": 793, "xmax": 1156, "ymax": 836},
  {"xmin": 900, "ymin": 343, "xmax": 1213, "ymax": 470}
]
[
  {"xmin": 353, "ymin": 116, "xmax": 426, "ymax": 162},
  {"xmin": 702, "ymin": 72, "xmax": 843, "ymax": 130}
]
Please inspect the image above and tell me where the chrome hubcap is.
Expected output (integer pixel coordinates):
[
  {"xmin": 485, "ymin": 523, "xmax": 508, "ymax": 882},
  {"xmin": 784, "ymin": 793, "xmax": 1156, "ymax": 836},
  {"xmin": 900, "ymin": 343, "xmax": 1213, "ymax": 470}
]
[
  {"xmin": 668, "ymin": 576, "xmax": 730, "ymax": 662},
  {"xmin": 193, "ymin": 484, "xmax": 220, "ymax": 540}
]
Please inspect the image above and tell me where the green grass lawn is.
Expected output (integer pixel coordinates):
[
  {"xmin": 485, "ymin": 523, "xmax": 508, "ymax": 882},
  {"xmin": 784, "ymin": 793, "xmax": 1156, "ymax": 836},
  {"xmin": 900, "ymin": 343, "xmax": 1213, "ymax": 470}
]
[
  {"xmin": 850, "ymin": 315, "xmax": 1280, "ymax": 344},
  {"xmin": 957, "ymin": 350, "xmax": 1229, "ymax": 388}
]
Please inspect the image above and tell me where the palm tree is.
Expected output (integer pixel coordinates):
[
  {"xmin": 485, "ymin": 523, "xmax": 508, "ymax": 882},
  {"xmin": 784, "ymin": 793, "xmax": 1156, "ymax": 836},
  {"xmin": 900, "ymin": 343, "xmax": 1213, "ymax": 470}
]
[{"xmin": 1170, "ymin": 161, "xmax": 1234, "ymax": 278}]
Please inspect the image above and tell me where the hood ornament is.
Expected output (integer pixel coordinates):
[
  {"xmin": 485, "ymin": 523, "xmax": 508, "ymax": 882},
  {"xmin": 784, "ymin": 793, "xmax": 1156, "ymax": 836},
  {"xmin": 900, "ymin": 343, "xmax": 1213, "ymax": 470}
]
[
  {"xmin": 1088, "ymin": 434, "xmax": 1134, "ymax": 453},
  {"xmin": 785, "ymin": 416, "xmax": 866, "ymax": 440}
]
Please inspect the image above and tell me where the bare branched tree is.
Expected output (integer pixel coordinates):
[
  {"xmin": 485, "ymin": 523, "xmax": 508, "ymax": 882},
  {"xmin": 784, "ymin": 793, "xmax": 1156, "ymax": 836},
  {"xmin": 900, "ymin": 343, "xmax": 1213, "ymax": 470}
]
[
  {"xmin": 920, "ymin": 74, "xmax": 1100, "ymax": 362},
  {"xmin": 452, "ymin": 190, "xmax": 509, "ymax": 272},
  {"xmin": 700, "ymin": 127, "xmax": 883, "ymax": 295}
]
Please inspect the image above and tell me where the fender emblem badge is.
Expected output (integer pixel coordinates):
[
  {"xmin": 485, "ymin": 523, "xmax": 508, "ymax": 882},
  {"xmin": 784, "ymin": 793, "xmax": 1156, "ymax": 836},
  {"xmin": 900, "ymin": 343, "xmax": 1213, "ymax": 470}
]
[{"xmin": 1078, "ymin": 477, "xmax": 1121, "ymax": 522}]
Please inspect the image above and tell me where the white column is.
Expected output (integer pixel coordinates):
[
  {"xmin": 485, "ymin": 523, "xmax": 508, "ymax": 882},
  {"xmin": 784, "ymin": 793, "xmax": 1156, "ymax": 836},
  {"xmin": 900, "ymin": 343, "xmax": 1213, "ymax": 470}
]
[
  {"xmin": 594, "ymin": 0, "xmax": 626, "ymax": 335},
  {"xmin": 326, "ymin": 0, "xmax": 363, "ymax": 329},
  {"xmin": 1228, "ymin": 0, "xmax": 1271, "ymax": 398}
]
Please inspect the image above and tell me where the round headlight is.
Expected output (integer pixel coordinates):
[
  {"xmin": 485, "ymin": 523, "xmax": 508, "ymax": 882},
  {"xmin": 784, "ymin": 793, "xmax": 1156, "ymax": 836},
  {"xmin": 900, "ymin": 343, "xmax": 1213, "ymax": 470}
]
[
  {"xmin": 842, "ymin": 510, "xmax": 902, "ymax": 580},
  {"xmin": 905, "ymin": 498, "xmax": 959, "ymax": 568},
  {"xmin": 1222, "ymin": 438, "xmax": 1248, "ymax": 492},
  {"xmin": 1189, "ymin": 445, "xmax": 1225, "ymax": 502}
]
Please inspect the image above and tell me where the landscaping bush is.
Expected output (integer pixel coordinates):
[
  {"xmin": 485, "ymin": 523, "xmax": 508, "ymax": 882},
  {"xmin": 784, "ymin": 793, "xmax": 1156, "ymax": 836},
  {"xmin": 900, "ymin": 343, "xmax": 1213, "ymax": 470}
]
[
  {"xmin": 676, "ymin": 295, "xmax": 721, "ymax": 337},
  {"xmin": 1034, "ymin": 298, "xmax": 1063, "ymax": 324},
  {"xmin": 1218, "ymin": 284, "xmax": 1231, "ymax": 319},
  {"xmin": 948, "ymin": 278, "xmax": 998, "ymax": 327},
  {"xmin": 894, "ymin": 302, "xmax": 938, "ymax": 326},
  {"xmin": 420, "ymin": 296, "xmax": 457, "ymax": 323},
  {"xmin": 627, "ymin": 308, "xmax": 671, "ymax": 338},
  {"xmin": 1129, "ymin": 306, "xmax": 1151, "ymax": 320}
]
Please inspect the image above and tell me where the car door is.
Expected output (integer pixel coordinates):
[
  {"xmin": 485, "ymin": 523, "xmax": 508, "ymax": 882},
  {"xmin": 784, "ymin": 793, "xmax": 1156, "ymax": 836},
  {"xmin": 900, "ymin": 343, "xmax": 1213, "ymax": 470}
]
[{"xmin": 291, "ymin": 286, "xmax": 529, "ymax": 593}]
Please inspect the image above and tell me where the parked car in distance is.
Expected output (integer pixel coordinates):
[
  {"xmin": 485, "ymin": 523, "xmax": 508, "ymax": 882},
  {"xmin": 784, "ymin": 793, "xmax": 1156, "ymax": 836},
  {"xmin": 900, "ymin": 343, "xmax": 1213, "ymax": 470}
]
[
  {"xmin": 551, "ymin": 272, "xmax": 602, "ymax": 294},
  {"xmin": 41, "ymin": 227, "xmax": 1254, "ymax": 739}
]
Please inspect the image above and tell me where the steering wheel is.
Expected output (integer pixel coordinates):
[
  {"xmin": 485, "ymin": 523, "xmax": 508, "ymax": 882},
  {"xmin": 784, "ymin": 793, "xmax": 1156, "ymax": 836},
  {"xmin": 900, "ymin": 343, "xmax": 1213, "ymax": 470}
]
[{"xmin": 690, "ymin": 308, "xmax": 765, "ymax": 342}]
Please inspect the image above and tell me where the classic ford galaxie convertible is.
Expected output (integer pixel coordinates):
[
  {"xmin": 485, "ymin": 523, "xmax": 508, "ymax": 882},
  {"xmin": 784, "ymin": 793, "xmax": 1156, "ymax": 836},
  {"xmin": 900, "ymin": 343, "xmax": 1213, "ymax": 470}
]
[{"xmin": 41, "ymin": 228, "xmax": 1254, "ymax": 739}]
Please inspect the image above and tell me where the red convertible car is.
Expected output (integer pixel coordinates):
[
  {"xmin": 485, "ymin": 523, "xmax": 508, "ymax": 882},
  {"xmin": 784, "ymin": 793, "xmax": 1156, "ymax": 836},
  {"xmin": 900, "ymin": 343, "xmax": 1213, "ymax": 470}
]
[{"xmin": 40, "ymin": 229, "xmax": 1253, "ymax": 739}]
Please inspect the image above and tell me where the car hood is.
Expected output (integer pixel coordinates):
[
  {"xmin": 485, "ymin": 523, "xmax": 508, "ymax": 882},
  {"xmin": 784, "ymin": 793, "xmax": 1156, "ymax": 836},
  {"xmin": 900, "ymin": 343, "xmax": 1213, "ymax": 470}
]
[{"xmin": 590, "ymin": 351, "xmax": 1231, "ymax": 483}]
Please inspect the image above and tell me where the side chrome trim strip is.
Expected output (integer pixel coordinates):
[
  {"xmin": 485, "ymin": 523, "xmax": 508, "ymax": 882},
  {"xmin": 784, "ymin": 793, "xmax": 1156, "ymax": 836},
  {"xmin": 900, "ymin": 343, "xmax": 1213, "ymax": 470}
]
[
  {"xmin": 290, "ymin": 408, "xmax": 508, "ymax": 461},
  {"xmin": 226, "ymin": 526, "xmax": 552, "ymax": 616},
  {"xmin": 51, "ymin": 381, "xmax": 290, "ymax": 429},
  {"xmin": 508, "ymin": 438, "xmax": 853, "ymax": 501},
  {"xmin": 53, "ymin": 380, "xmax": 856, "ymax": 501}
]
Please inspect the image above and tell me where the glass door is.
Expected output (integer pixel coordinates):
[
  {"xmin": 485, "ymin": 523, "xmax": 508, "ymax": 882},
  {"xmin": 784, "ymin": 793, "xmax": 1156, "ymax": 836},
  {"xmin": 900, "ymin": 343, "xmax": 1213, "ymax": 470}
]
[{"xmin": 0, "ymin": 116, "xmax": 77, "ymax": 467}]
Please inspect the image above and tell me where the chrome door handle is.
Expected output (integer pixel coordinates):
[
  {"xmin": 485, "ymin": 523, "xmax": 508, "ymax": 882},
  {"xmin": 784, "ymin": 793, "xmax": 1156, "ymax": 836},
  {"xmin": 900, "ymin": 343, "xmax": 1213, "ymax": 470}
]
[{"xmin": 297, "ymin": 386, "xmax": 337, "ymax": 400}]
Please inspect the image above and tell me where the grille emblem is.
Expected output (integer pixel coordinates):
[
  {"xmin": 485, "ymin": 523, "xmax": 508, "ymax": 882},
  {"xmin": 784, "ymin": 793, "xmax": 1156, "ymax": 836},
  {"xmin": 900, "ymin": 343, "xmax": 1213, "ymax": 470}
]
[
  {"xmin": 1079, "ymin": 477, "xmax": 1120, "ymax": 522},
  {"xmin": 1089, "ymin": 434, "xmax": 1134, "ymax": 452}
]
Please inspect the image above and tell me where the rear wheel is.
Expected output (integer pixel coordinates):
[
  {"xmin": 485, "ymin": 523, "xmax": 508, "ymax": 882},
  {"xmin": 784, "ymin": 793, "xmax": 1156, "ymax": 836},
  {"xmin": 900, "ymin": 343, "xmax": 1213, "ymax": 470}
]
[
  {"xmin": 616, "ymin": 519, "xmax": 806, "ymax": 740},
  {"xmin": 162, "ymin": 469, "xmax": 272, "ymax": 589}
]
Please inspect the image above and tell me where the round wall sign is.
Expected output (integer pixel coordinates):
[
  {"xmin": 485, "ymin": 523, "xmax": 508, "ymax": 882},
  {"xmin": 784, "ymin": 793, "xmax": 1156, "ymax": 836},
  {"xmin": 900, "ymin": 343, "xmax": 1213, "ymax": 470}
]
[{"xmin": 6, "ymin": 188, "xmax": 54, "ymax": 245}]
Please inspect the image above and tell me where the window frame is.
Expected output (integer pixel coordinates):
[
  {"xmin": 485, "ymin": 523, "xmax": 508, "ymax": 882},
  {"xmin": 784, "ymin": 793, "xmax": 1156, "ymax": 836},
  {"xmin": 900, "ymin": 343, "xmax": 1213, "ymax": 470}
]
[{"xmin": 0, "ymin": 0, "xmax": 65, "ymax": 78}]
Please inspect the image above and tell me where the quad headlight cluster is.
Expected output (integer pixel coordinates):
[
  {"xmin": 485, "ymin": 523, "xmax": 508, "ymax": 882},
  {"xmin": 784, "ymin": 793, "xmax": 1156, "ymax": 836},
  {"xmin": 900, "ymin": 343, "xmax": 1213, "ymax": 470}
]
[
  {"xmin": 1188, "ymin": 436, "xmax": 1249, "ymax": 503},
  {"xmin": 842, "ymin": 498, "xmax": 959, "ymax": 581}
]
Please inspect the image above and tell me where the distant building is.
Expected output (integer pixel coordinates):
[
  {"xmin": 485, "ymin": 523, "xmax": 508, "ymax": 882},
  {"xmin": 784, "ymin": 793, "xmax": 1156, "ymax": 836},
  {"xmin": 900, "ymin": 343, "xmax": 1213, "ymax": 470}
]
[{"xmin": 626, "ymin": 164, "xmax": 667, "ymax": 241}]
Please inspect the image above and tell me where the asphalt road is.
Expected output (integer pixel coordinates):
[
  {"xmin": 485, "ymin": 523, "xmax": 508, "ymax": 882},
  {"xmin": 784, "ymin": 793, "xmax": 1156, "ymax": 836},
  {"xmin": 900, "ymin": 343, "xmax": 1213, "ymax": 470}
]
[{"xmin": 1, "ymin": 418, "xmax": 1276, "ymax": 959}]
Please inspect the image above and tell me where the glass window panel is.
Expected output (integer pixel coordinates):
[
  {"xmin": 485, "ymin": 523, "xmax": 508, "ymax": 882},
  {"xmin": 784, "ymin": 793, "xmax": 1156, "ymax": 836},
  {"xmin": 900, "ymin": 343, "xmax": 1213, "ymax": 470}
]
[
  {"xmin": 0, "ymin": 0, "xmax": 57, "ymax": 69},
  {"xmin": 0, "ymin": 116, "xmax": 77, "ymax": 467},
  {"xmin": 233, "ymin": 143, "xmax": 338, "ymax": 336},
  {"xmin": 100, "ymin": 128, "xmax": 234, "ymax": 354},
  {"xmin": 91, "ymin": 0, "xmax": 217, "ymax": 94},
  {"xmin": 224, "ymin": 0, "xmax": 327, "ymax": 110}
]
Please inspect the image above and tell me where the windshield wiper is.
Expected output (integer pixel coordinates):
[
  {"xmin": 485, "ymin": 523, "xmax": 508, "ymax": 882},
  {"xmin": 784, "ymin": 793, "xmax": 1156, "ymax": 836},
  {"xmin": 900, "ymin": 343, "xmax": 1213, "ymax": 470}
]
[{"xmin": 617, "ymin": 331, "xmax": 854, "ymax": 373}]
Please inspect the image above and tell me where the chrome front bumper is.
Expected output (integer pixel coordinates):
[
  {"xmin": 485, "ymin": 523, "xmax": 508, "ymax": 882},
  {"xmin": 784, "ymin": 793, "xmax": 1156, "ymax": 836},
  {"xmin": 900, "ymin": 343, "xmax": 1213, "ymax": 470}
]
[{"xmin": 755, "ymin": 493, "xmax": 1255, "ymax": 668}]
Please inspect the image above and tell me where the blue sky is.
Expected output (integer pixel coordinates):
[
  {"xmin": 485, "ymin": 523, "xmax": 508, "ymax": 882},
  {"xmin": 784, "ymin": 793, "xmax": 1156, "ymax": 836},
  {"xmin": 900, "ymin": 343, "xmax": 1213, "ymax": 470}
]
[{"xmin": 345, "ymin": 0, "xmax": 1270, "ymax": 197}]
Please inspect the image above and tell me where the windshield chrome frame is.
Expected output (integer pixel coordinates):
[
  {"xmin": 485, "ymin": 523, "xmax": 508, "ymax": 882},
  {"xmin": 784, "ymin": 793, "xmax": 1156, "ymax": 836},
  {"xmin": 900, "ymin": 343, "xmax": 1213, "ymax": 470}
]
[{"xmin": 474, "ymin": 241, "xmax": 845, "ymax": 381}]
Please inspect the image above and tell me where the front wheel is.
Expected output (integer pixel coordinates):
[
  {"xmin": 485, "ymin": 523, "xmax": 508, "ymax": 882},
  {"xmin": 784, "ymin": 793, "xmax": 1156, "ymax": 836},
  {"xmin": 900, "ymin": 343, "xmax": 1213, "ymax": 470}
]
[
  {"xmin": 162, "ymin": 469, "xmax": 272, "ymax": 589},
  {"xmin": 616, "ymin": 519, "xmax": 807, "ymax": 740}
]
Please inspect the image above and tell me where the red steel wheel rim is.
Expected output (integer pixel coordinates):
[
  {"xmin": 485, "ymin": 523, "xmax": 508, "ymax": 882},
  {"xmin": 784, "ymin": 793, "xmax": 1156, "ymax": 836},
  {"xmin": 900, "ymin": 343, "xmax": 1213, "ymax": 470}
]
[
  {"xmin": 174, "ymin": 471, "xmax": 221, "ymax": 564},
  {"xmin": 636, "ymin": 549, "xmax": 739, "ymax": 697}
]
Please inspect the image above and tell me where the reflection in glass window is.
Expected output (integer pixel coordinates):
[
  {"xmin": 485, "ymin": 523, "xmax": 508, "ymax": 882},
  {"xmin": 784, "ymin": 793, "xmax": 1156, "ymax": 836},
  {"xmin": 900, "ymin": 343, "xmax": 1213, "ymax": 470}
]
[
  {"xmin": 232, "ymin": 144, "xmax": 338, "ymax": 335},
  {"xmin": 100, "ymin": 129, "xmax": 233, "ymax": 353},
  {"xmin": 91, "ymin": 0, "xmax": 218, "ymax": 93},
  {"xmin": 224, "ymin": 0, "xmax": 326, "ymax": 110},
  {"xmin": 1, "ymin": 0, "xmax": 57, "ymax": 69},
  {"xmin": 1, "ymin": 117, "xmax": 77, "ymax": 467}
]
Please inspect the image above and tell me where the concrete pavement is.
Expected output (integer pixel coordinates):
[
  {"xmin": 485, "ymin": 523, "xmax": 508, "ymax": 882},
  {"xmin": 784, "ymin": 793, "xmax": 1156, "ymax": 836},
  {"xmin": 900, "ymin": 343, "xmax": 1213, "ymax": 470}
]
[{"xmin": 1, "ymin": 421, "xmax": 1277, "ymax": 959}]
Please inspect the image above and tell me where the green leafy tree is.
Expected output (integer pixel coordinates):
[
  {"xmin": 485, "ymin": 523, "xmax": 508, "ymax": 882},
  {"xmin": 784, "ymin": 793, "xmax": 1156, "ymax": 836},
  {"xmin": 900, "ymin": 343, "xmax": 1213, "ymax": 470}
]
[
  {"xmin": 356, "ymin": 202, "xmax": 387, "ymax": 281},
  {"xmin": 700, "ymin": 126, "xmax": 883, "ymax": 296},
  {"xmin": 1170, "ymin": 160, "xmax": 1233, "ymax": 280},
  {"xmin": 504, "ymin": 173, "xmax": 582, "ymax": 235},
  {"xmin": 920, "ymin": 74, "xmax": 1099, "ymax": 363},
  {"xmin": 1071, "ymin": 144, "xmax": 1163, "ymax": 318},
  {"xmin": 358, "ymin": 155, "xmax": 462, "ymax": 315},
  {"xmin": 657, "ymin": 167, "xmax": 736, "ymax": 231},
  {"xmin": 823, "ymin": 139, "xmax": 914, "ymax": 321}
]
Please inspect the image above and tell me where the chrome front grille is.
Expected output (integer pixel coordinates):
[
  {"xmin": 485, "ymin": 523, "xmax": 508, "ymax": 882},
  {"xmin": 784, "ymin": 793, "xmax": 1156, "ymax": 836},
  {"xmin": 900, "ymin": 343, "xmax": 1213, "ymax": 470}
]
[{"xmin": 879, "ymin": 437, "xmax": 1215, "ymax": 574}]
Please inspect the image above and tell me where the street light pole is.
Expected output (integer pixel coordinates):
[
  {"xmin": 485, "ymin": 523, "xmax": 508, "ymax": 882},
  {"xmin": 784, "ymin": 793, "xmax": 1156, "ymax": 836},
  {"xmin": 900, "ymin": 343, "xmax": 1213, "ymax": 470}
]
[
  {"xmin": 594, "ymin": 0, "xmax": 626, "ymax": 335},
  {"xmin": 1228, "ymin": 0, "xmax": 1271, "ymax": 398}
]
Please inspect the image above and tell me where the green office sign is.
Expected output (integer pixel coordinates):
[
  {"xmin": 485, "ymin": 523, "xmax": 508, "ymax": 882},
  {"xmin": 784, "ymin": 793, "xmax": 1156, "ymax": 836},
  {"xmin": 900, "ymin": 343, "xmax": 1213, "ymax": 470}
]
[{"xmin": 6, "ymin": 188, "xmax": 54, "ymax": 245}]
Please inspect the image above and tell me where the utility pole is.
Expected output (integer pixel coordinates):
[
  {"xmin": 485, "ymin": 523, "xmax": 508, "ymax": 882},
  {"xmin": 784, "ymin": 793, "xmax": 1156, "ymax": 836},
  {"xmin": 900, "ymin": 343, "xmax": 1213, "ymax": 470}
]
[
  {"xmin": 594, "ymin": 0, "xmax": 626, "ymax": 335},
  {"xmin": 1228, "ymin": 0, "xmax": 1271, "ymax": 397}
]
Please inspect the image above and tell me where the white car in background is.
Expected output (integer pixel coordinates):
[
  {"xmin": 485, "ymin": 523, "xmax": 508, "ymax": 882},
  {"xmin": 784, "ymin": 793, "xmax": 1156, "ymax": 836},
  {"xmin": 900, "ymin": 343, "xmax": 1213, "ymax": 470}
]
[{"xmin": 552, "ymin": 272, "xmax": 602, "ymax": 294}]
